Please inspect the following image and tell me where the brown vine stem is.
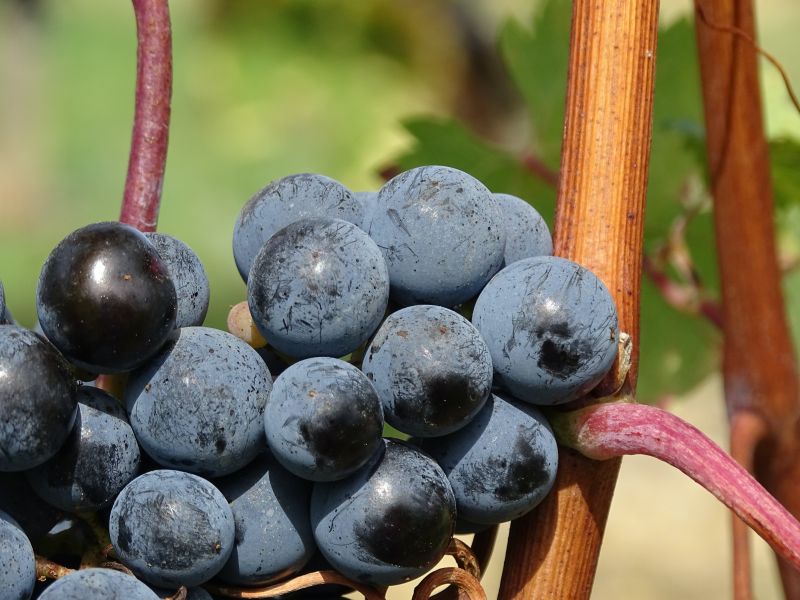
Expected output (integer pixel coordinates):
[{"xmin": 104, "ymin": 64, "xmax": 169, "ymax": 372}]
[
  {"xmin": 35, "ymin": 555, "xmax": 74, "ymax": 581},
  {"xmin": 206, "ymin": 570, "xmax": 385, "ymax": 600},
  {"xmin": 497, "ymin": 1, "xmax": 659, "ymax": 598},
  {"xmin": 119, "ymin": 0, "xmax": 172, "ymax": 231},
  {"xmin": 694, "ymin": 1, "xmax": 800, "ymax": 598}
]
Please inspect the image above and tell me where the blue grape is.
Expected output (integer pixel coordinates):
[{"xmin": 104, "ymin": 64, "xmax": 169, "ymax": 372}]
[
  {"xmin": 353, "ymin": 190, "xmax": 377, "ymax": 228},
  {"xmin": 109, "ymin": 470, "xmax": 235, "ymax": 587},
  {"xmin": 0, "ymin": 325, "xmax": 77, "ymax": 471},
  {"xmin": 311, "ymin": 439, "xmax": 456, "ymax": 586},
  {"xmin": 214, "ymin": 452, "xmax": 315, "ymax": 585},
  {"xmin": 0, "ymin": 472, "xmax": 64, "ymax": 541},
  {"xmin": 0, "ymin": 280, "xmax": 7, "ymax": 325},
  {"xmin": 493, "ymin": 193, "xmax": 552, "ymax": 265},
  {"xmin": 150, "ymin": 586, "xmax": 212, "ymax": 600},
  {"xmin": 472, "ymin": 256, "xmax": 619, "ymax": 405},
  {"xmin": 417, "ymin": 393, "xmax": 558, "ymax": 524},
  {"xmin": 37, "ymin": 568, "xmax": 159, "ymax": 600},
  {"xmin": 233, "ymin": 173, "xmax": 362, "ymax": 281},
  {"xmin": 248, "ymin": 218, "xmax": 389, "ymax": 359},
  {"xmin": 0, "ymin": 510, "xmax": 35, "ymax": 600},
  {"xmin": 26, "ymin": 386, "xmax": 140, "ymax": 512},
  {"xmin": 126, "ymin": 327, "xmax": 271, "ymax": 477},
  {"xmin": 145, "ymin": 232, "xmax": 210, "ymax": 328},
  {"xmin": 361, "ymin": 305, "xmax": 492, "ymax": 437},
  {"xmin": 265, "ymin": 357, "xmax": 383, "ymax": 481},
  {"xmin": 366, "ymin": 165, "xmax": 505, "ymax": 307},
  {"xmin": 36, "ymin": 222, "xmax": 177, "ymax": 374}
]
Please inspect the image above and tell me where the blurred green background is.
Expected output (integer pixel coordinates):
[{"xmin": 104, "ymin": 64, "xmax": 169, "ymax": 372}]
[{"xmin": 1, "ymin": 1, "xmax": 799, "ymax": 598}]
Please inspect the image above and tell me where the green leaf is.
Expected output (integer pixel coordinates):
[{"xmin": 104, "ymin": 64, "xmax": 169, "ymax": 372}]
[
  {"xmin": 499, "ymin": 0, "xmax": 571, "ymax": 165},
  {"xmin": 395, "ymin": 117, "xmax": 556, "ymax": 222},
  {"xmin": 771, "ymin": 137, "xmax": 800, "ymax": 210}
]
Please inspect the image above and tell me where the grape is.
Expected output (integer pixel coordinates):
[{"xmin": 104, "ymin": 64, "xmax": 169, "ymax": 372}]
[
  {"xmin": 0, "ymin": 472, "xmax": 64, "ymax": 541},
  {"xmin": 472, "ymin": 256, "xmax": 619, "ymax": 405},
  {"xmin": 26, "ymin": 386, "xmax": 141, "ymax": 512},
  {"xmin": 256, "ymin": 345, "xmax": 290, "ymax": 378},
  {"xmin": 493, "ymin": 193, "xmax": 552, "ymax": 265},
  {"xmin": 0, "ymin": 280, "xmax": 6, "ymax": 325},
  {"xmin": 311, "ymin": 439, "xmax": 456, "ymax": 586},
  {"xmin": 37, "ymin": 568, "xmax": 159, "ymax": 600},
  {"xmin": 214, "ymin": 452, "xmax": 315, "ymax": 585},
  {"xmin": 233, "ymin": 173, "xmax": 363, "ymax": 281},
  {"xmin": 0, "ymin": 510, "xmax": 35, "ymax": 600},
  {"xmin": 150, "ymin": 586, "xmax": 212, "ymax": 600},
  {"xmin": 125, "ymin": 327, "xmax": 271, "ymax": 477},
  {"xmin": 36, "ymin": 222, "xmax": 177, "ymax": 374},
  {"xmin": 145, "ymin": 232, "xmax": 210, "ymax": 328},
  {"xmin": 265, "ymin": 357, "xmax": 383, "ymax": 481},
  {"xmin": 0, "ymin": 325, "xmax": 78, "ymax": 471},
  {"xmin": 361, "ymin": 305, "xmax": 492, "ymax": 437},
  {"xmin": 353, "ymin": 190, "xmax": 377, "ymax": 228},
  {"xmin": 248, "ymin": 218, "xmax": 389, "ymax": 359},
  {"xmin": 109, "ymin": 470, "xmax": 235, "ymax": 587},
  {"xmin": 417, "ymin": 393, "xmax": 558, "ymax": 524},
  {"xmin": 366, "ymin": 165, "xmax": 505, "ymax": 307}
]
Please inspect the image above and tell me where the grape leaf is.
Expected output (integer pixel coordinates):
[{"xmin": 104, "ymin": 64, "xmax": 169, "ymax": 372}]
[{"xmin": 771, "ymin": 137, "xmax": 800, "ymax": 210}]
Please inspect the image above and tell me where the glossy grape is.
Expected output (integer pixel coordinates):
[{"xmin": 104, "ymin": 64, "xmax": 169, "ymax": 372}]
[
  {"xmin": 36, "ymin": 222, "xmax": 177, "ymax": 373},
  {"xmin": 366, "ymin": 165, "xmax": 505, "ymax": 306},
  {"xmin": 38, "ymin": 568, "xmax": 159, "ymax": 600},
  {"xmin": 311, "ymin": 439, "xmax": 456, "ymax": 586},
  {"xmin": 418, "ymin": 393, "xmax": 558, "ymax": 524},
  {"xmin": 493, "ymin": 192, "xmax": 552, "ymax": 265},
  {"xmin": 248, "ymin": 217, "xmax": 389, "ymax": 359},
  {"xmin": 26, "ymin": 386, "xmax": 141, "ymax": 512},
  {"xmin": 145, "ymin": 232, "xmax": 210, "ymax": 328},
  {"xmin": 472, "ymin": 256, "xmax": 619, "ymax": 405},
  {"xmin": 265, "ymin": 357, "xmax": 383, "ymax": 481},
  {"xmin": 0, "ymin": 510, "xmax": 35, "ymax": 600},
  {"xmin": 214, "ymin": 452, "xmax": 314, "ymax": 585},
  {"xmin": 126, "ymin": 327, "xmax": 271, "ymax": 477},
  {"xmin": 0, "ymin": 325, "xmax": 77, "ymax": 471},
  {"xmin": 109, "ymin": 470, "xmax": 235, "ymax": 587},
  {"xmin": 362, "ymin": 305, "xmax": 492, "ymax": 437},
  {"xmin": 233, "ymin": 173, "xmax": 362, "ymax": 281}
]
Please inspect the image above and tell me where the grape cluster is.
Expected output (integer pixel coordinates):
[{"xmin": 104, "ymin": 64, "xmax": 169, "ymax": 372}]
[{"xmin": 0, "ymin": 165, "xmax": 619, "ymax": 597}]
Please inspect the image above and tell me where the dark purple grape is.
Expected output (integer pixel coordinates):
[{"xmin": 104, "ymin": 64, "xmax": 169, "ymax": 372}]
[
  {"xmin": 37, "ymin": 567, "xmax": 159, "ymax": 600},
  {"xmin": 145, "ymin": 232, "xmax": 210, "ymax": 328},
  {"xmin": 0, "ymin": 325, "xmax": 78, "ymax": 472},
  {"xmin": 109, "ymin": 470, "xmax": 235, "ymax": 587},
  {"xmin": 418, "ymin": 393, "xmax": 558, "ymax": 524},
  {"xmin": 311, "ymin": 439, "xmax": 456, "ymax": 586},
  {"xmin": 0, "ymin": 510, "xmax": 35, "ymax": 600},
  {"xmin": 36, "ymin": 222, "xmax": 177, "ymax": 374},
  {"xmin": 361, "ymin": 305, "xmax": 492, "ymax": 437},
  {"xmin": 26, "ymin": 386, "xmax": 141, "ymax": 512},
  {"xmin": 214, "ymin": 452, "xmax": 315, "ymax": 585},
  {"xmin": 265, "ymin": 357, "xmax": 383, "ymax": 481}
]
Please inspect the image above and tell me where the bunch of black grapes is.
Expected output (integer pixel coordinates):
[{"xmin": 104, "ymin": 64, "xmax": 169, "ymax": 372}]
[{"xmin": 0, "ymin": 165, "xmax": 618, "ymax": 598}]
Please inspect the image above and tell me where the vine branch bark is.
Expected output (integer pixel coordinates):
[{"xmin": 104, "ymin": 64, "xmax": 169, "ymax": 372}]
[{"xmin": 497, "ymin": 1, "xmax": 660, "ymax": 597}]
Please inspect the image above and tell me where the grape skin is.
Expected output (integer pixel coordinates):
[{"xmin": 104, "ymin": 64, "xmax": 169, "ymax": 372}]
[
  {"xmin": 214, "ymin": 452, "xmax": 315, "ymax": 585},
  {"xmin": 109, "ymin": 470, "xmax": 235, "ymax": 587},
  {"xmin": 233, "ymin": 173, "xmax": 363, "ymax": 281},
  {"xmin": 0, "ymin": 511, "xmax": 35, "ymax": 600},
  {"xmin": 248, "ymin": 218, "xmax": 390, "ymax": 359},
  {"xmin": 26, "ymin": 386, "xmax": 141, "ymax": 512},
  {"xmin": 493, "ymin": 192, "xmax": 553, "ymax": 265},
  {"xmin": 472, "ymin": 256, "xmax": 619, "ymax": 405},
  {"xmin": 36, "ymin": 222, "xmax": 177, "ymax": 374},
  {"xmin": 361, "ymin": 305, "xmax": 492, "ymax": 437},
  {"xmin": 418, "ymin": 393, "xmax": 558, "ymax": 524},
  {"xmin": 125, "ymin": 327, "xmax": 272, "ymax": 478},
  {"xmin": 311, "ymin": 439, "xmax": 456, "ymax": 586},
  {"xmin": 145, "ymin": 232, "xmax": 210, "ymax": 328},
  {"xmin": 265, "ymin": 357, "xmax": 383, "ymax": 481},
  {"xmin": 366, "ymin": 165, "xmax": 506, "ymax": 307},
  {"xmin": 38, "ymin": 568, "xmax": 159, "ymax": 600},
  {"xmin": 0, "ymin": 325, "xmax": 78, "ymax": 472}
]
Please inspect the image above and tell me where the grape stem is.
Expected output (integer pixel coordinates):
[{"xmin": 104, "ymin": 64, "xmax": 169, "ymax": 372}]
[
  {"xmin": 553, "ymin": 402, "xmax": 800, "ymax": 571},
  {"xmin": 119, "ymin": 0, "xmax": 172, "ymax": 232}
]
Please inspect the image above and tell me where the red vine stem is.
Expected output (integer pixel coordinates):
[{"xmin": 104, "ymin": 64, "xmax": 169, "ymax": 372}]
[
  {"xmin": 119, "ymin": 0, "xmax": 172, "ymax": 232},
  {"xmin": 556, "ymin": 402, "xmax": 800, "ymax": 572}
]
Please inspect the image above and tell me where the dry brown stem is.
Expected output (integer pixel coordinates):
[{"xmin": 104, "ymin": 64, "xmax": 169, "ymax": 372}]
[{"xmin": 497, "ymin": 1, "xmax": 659, "ymax": 598}]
